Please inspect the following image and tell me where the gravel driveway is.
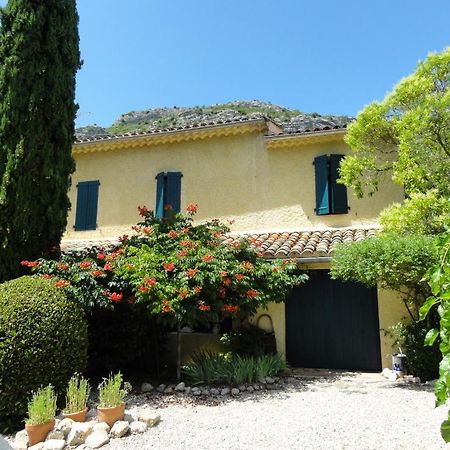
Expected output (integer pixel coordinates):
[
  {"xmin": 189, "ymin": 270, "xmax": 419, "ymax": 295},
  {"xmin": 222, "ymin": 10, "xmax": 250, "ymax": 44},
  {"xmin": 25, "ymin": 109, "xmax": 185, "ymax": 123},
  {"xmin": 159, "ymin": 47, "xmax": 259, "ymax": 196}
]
[{"xmin": 104, "ymin": 370, "xmax": 448, "ymax": 450}]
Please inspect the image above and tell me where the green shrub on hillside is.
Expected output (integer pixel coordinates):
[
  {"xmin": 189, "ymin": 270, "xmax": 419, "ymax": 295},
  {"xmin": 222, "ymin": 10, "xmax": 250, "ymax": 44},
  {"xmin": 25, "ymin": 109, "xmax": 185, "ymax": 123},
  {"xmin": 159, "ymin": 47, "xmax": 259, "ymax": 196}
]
[{"xmin": 0, "ymin": 276, "xmax": 88, "ymax": 432}]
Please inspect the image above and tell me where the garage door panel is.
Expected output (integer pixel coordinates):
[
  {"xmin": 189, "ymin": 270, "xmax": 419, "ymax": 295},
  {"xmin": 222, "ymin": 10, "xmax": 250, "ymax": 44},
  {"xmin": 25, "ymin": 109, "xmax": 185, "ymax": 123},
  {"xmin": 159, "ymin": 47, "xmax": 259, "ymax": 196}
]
[{"xmin": 286, "ymin": 270, "xmax": 381, "ymax": 372}]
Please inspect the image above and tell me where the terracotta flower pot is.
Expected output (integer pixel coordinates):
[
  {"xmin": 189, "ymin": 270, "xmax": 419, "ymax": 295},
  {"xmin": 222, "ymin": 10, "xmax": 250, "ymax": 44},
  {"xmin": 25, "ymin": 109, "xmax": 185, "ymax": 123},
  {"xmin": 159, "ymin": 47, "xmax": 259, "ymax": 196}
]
[
  {"xmin": 25, "ymin": 419, "xmax": 55, "ymax": 446},
  {"xmin": 62, "ymin": 407, "xmax": 88, "ymax": 422},
  {"xmin": 97, "ymin": 403, "xmax": 125, "ymax": 427}
]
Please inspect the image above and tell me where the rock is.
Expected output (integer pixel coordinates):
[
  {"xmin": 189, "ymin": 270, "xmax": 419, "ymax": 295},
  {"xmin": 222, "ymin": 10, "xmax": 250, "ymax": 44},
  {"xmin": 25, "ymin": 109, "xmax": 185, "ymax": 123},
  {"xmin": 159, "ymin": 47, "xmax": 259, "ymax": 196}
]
[
  {"xmin": 246, "ymin": 386, "xmax": 254, "ymax": 393},
  {"xmin": 258, "ymin": 377, "xmax": 267, "ymax": 384},
  {"xmin": 130, "ymin": 421, "xmax": 147, "ymax": 434},
  {"xmin": 156, "ymin": 384, "xmax": 166, "ymax": 393},
  {"xmin": 381, "ymin": 368, "xmax": 392, "ymax": 379},
  {"xmin": 93, "ymin": 422, "xmax": 110, "ymax": 433},
  {"xmin": 265, "ymin": 376, "xmax": 275, "ymax": 384},
  {"xmin": 13, "ymin": 430, "xmax": 28, "ymax": 450},
  {"xmin": 66, "ymin": 422, "xmax": 94, "ymax": 447},
  {"xmin": 412, "ymin": 377, "xmax": 421, "ymax": 384},
  {"xmin": 175, "ymin": 382, "xmax": 185, "ymax": 392},
  {"xmin": 231, "ymin": 388, "xmax": 240, "ymax": 396},
  {"xmin": 75, "ymin": 446, "xmax": 87, "ymax": 450},
  {"xmin": 141, "ymin": 382, "xmax": 154, "ymax": 393},
  {"xmin": 85, "ymin": 430, "xmax": 109, "ymax": 449},
  {"xmin": 29, "ymin": 443, "xmax": 45, "ymax": 450},
  {"xmin": 238, "ymin": 385, "xmax": 246, "ymax": 392},
  {"xmin": 210, "ymin": 388, "xmax": 220, "ymax": 396},
  {"xmin": 138, "ymin": 411, "xmax": 161, "ymax": 427},
  {"xmin": 184, "ymin": 386, "xmax": 191, "ymax": 395},
  {"xmin": 163, "ymin": 387, "xmax": 173, "ymax": 394},
  {"xmin": 123, "ymin": 414, "xmax": 135, "ymax": 423},
  {"xmin": 220, "ymin": 387, "xmax": 230, "ymax": 396},
  {"xmin": 56, "ymin": 418, "xmax": 74, "ymax": 438},
  {"xmin": 388, "ymin": 372, "xmax": 400, "ymax": 382},
  {"xmin": 266, "ymin": 383, "xmax": 278, "ymax": 390},
  {"xmin": 46, "ymin": 430, "xmax": 65, "ymax": 441},
  {"xmin": 253, "ymin": 384, "xmax": 260, "ymax": 391},
  {"xmin": 191, "ymin": 386, "xmax": 200, "ymax": 392},
  {"xmin": 43, "ymin": 440, "xmax": 65, "ymax": 450},
  {"xmin": 110, "ymin": 421, "xmax": 129, "ymax": 438},
  {"xmin": 201, "ymin": 388, "xmax": 210, "ymax": 396},
  {"xmin": 86, "ymin": 408, "xmax": 97, "ymax": 419},
  {"xmin": 192, "ymin": 388, "xmax": 201, "ymax": 396}
]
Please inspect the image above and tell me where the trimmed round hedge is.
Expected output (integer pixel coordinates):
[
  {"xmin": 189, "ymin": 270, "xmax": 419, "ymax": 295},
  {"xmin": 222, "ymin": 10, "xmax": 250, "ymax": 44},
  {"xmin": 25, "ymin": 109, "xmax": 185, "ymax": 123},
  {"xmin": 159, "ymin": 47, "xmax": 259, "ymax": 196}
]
[{"xmin": 0, "ymin": 276, "xmax": 88, "ymax": 432}]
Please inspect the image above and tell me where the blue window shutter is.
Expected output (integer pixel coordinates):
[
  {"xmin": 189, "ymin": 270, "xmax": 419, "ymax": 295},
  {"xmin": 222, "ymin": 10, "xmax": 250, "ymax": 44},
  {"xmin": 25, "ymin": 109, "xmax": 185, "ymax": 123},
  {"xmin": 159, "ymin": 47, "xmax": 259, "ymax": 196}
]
[
  {"xmin": 155, "ymin": 172, "xmax": 165, "ymax": 218},
  {"xmin": 166, "ymin": 172, "xmax": 182, "ymax": 213},
  {"xmin": 75, "ymin": 181, "xmax": 99, "ymax": 230},
  {"xmin": 330, "ymin": 154, "xmax": 348, "ymax": 214},
  {"xmin": 314, "ymin": 155, "xmax": 330, "ymax": 215}
]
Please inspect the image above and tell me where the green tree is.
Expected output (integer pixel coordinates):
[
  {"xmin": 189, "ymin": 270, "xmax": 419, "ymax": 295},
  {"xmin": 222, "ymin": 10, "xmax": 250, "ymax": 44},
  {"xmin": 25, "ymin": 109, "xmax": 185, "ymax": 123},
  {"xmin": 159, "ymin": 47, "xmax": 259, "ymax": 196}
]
[
  {"xmin": 0, "ymin": 0, "xmax": 81, "ymax": 282},
  {"xmin": 339, "ymin": 47, "xmax": 450, "ymax": 234}
]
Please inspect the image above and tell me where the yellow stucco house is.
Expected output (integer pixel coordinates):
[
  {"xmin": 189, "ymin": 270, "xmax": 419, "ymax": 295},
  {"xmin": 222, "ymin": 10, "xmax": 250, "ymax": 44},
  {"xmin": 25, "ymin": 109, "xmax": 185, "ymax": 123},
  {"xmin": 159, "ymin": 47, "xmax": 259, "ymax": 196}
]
[{"xmin": 62, "ymin": 116, "xmax": 406, "ymax": 370}]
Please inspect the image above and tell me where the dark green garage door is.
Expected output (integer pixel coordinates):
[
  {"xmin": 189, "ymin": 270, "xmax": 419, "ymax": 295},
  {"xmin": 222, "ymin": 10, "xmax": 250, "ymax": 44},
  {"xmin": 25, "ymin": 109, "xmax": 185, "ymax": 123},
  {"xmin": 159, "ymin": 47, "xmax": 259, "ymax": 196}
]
[{"xmin": 286, "ymin": 270, "xmax": 381, "ymax": 371}]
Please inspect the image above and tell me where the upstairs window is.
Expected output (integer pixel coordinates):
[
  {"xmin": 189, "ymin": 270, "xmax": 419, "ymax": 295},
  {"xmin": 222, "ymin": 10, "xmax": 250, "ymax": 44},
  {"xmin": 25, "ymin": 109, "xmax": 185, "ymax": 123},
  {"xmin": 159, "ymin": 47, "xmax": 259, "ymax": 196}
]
[
  {"xmin": 314, "ymin": 155, "xmax": 348, "ymax": 215},
  {"xmin": 74, "ymin": 180, "xmax": 100, "ymax": 230},
  {"xmin": 155, "ymin": 172, "xmax": 183, "ymax": 218}
]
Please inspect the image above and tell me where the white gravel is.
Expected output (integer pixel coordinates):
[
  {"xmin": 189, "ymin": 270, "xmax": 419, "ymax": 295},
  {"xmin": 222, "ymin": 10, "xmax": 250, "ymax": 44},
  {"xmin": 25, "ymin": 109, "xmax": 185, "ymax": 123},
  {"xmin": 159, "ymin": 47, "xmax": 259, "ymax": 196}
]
[{"xmin": 104, "ymin": 371, "xmax": 449, "ymax": 450}]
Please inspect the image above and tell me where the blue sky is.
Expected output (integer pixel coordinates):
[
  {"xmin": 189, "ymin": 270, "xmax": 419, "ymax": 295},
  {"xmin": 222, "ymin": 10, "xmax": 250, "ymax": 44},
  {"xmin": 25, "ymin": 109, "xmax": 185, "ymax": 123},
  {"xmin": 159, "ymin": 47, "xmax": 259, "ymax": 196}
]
[{"xmin": 2, "ymin": 1, "xmax": 450, "ymax": 127}]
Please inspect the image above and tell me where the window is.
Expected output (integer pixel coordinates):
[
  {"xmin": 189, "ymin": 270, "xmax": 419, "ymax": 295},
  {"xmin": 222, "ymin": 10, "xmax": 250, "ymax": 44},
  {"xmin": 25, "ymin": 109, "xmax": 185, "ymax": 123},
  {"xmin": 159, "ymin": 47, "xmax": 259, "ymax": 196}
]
[
  {"xmin": 314, "ymin": 154, "xmax": 348, "ymax": 215},
  {"xmin": 155, "ymin": 172, "xmax": 183, "ymax": 218},
  {"xmin": 74, "ymin": 180, "xmax": 100, "ymax": 230}
]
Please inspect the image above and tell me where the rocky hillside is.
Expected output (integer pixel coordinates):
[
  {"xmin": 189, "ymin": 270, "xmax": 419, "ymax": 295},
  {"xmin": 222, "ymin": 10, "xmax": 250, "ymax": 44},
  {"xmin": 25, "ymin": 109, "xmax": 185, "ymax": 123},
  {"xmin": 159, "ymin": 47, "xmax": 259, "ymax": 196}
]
[{"xmin": 76, "ymin": 100, "xmax": 352, "ymax": 138}]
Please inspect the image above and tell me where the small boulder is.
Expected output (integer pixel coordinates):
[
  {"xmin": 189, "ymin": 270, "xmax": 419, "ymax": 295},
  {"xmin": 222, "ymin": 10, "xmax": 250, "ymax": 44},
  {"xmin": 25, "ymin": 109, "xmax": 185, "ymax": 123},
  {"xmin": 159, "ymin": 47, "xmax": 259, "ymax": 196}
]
[
  {"xmin": 56, "ymin": 418, "xmax": 74, "ymax": 438},
  {"xmin": 265, "ymin": 376, "xmax": 275, "ymax": 384},
  {"xmin": 238, "ymin": 385, "xmax": 246, "ymax": 392},
  {"xmin": 412, "ymin": 377, "xmax": 421, "ymax": 384},
  {"xmin": 13, "ymin": 430, "xmax": 28, "ymax": 450},
  {"xmin": 175, "ymin": 382, "xmax": 185, "ymax": 392},
  {"xmin": 163, "ymin": 387, "xmax": 173, "ymax": 394},
  {"xmin": 381, "ymin": 368, "xmax": 392, "ymax": 379},
  {"xmin": 123, "ymin": 414, "xmax": 135, "ymax": 423},
  {"xmin": 201, "ymin": 388, "xmax": 210, "ymax": 396},
  {"xmin": 258, "ymin": 377, "xmax": 267, "ymax": 384},
  {"xmin": 66, "ymin": 422, "xmax": 94, "ymax": 447},
  {"xmin": 210, "ymin": 388, "xmax": 220, "ymax": 396},
  {"xmin": 85, "ymin": 430, "xmax": 109, "ymax": 449},
  {"xmin": 253, "ymin": 384, "xmax": 260, "ymax": 391},
  {"xmin": 141, "ymin": 382, "xmax": 154, "ymax": 393},
  {"xmin": 29, "ymin": 444, "xmax": 45, "ymax": 450},
  {"xmin": 246, "ymin": 386, "xmax": 254, "ymax": 393},
  {"xmin": 184, "ymin": 386, "xmax": 191, "ymax": 395},
  {"xmin": 93, "ymin": 423, "xmax": 110, "ymax": 433},
  {"xmin": 138, "ymin": 411, "xmax": 160, "ymax": 428},
  {"xmin": 220, "ymin": 387, "xmax": 230, "ymax": 396},
  {"xmin": 43, "ymin": 440, "xmax": 65, "ymax": 450},
  {"xmin": 110, "ymin": 421, "xmax": 129, "ymax": 438},
  {"xmin": 46, "ymin": 430, "xmax": 65, "ymax": 441},
  {"xmin": 231, "ymin": 388, "xmax": 240, "ymax": 396},
  {"xmin": 156, "ymin": 384, "xmax": 166, "ymax": 393},
  {"xmin": 130, "ymin": 421, "xmax": 147, "ymax": 434}
]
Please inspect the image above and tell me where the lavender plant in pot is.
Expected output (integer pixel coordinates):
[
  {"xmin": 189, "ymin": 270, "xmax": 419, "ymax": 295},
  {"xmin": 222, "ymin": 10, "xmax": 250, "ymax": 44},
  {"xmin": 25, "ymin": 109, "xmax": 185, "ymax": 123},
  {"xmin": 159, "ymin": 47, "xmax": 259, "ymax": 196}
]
[
  {"xmin": 63, "ymin": 374, "xmax": 90, "ymax": 422},
  {"xmin": 96, "ymin": 372, "xmax": 130, "ymax": 427}
]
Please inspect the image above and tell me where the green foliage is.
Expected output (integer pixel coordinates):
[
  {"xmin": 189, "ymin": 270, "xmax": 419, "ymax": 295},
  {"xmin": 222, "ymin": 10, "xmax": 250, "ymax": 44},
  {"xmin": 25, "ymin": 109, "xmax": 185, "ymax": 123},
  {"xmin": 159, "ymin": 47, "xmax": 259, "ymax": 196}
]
[
  {"xmin": 0, "ymin": 0, "xmax": 81, "ymax": 282},
  {"xmin": 64, "ymin": 375, "xmax": 90, "ymax": 414},
  {"xmin": 388, "ymin": 321, "xmax": 440, "ymax": 381},
  {"xmin": 380, "ymin": 191, "xmax": 450, "ymax": 235},
  {"xmin": 422, "ymin": 232, "xmax": 450, "ymax": 441},
  {"xmin": 97, "ymin": 372, "xmax": 130, "ymax": 408},
  {"xmin": 182, "ymin": 351, "xmax": 287, "ymax": 385},
  {"xmin": 115, "ymin": 205, "xmax": 306, "ymax": 329},
  {"xmin": 340, "ymin": 48, "xmax": 450, "ymax": 232},
  {"xmin": 26, "ymin": 386, "xmax": 57, "ymax": 426},
  {"xmin": 220, "ymin": 324, "xmax": 266, "ymax": 356},
  {"xmin": 0, "ymin": 276, "xmax": 88, "ymax": 432},
  {"xmin": 331, "ymin": 234, "xmax": 438, "ymax": 318}
]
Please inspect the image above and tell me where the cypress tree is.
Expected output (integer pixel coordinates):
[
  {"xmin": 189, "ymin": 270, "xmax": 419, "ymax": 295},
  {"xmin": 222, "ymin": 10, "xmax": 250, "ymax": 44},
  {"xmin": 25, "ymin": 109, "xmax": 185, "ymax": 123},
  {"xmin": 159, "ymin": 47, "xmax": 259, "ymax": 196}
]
[{"xmin": 0, "ymin": 0, "xmax": 80, "ymax": 281}]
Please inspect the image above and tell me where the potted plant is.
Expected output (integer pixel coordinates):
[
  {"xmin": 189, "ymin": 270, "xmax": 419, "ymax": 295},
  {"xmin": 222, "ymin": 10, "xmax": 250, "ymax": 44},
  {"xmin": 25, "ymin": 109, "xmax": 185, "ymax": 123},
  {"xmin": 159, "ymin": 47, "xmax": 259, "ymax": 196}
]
[
  {"xmin": 63, "ymin": 374, "xmax": 90, "ymax": 421},
  {"xmin": 25, "ymin": 385, "xmax": 57, "ymax": 445},
  {"xmin": 96, "ymin": 372, "xmax": 130, "ymax": 427}
]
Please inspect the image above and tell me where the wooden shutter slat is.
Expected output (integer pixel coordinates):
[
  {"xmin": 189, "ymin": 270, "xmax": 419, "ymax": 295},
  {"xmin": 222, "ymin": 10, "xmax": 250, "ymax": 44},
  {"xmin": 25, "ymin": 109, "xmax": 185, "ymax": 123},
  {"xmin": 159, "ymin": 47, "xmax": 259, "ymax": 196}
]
[
  {"xmin": 330, "ymin": 154, "xmax": 348, "ymax": 214},
  {"xmin": 166, "ymin": 172, "xmax": 182, "ymax": 214},
  {"xmin": 314, "ymin": 155, "xmax": 330, "ymax": 215},
  {"xmin": 155, "ymin": 172, "xmax": 165, "ymax": 218}
]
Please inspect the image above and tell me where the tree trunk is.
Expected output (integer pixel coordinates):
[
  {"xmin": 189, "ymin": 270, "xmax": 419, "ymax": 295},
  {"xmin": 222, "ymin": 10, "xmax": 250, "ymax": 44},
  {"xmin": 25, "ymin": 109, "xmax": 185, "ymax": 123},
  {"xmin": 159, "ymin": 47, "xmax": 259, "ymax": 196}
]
[{"xmin": 177, "ymin": 321, "xmax": 181, "ymax": 382}]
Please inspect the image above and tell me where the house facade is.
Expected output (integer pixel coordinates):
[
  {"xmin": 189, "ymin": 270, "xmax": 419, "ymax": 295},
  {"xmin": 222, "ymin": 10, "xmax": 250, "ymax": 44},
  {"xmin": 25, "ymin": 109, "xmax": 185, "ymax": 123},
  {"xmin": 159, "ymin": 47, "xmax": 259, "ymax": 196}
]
[{"xmin": 63, "ymin": 117, "xmax": 406, "ymax": 370}]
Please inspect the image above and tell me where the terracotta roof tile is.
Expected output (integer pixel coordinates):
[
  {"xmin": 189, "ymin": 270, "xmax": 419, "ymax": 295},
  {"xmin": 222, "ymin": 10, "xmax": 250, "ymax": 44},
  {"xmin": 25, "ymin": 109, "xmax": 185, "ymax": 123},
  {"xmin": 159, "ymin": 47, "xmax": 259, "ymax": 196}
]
[{"xmin": 61, "ymin": 228, "xmax": 376, "ymax": 260}]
